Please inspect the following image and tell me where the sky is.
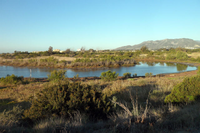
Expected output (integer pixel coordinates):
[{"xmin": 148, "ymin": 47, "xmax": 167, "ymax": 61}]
[{"xmin": 0, "ymin": 0, "xmax": 200, "ymax": 53}]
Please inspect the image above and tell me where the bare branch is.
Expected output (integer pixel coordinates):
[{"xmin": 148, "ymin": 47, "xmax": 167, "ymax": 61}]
[{"xmin": 110, "ymin": 99, "xmax": 133, "ymax": 117}]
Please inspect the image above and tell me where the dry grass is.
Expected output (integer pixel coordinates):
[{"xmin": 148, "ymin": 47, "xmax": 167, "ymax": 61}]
[{"xmin": 0, "ymin": 82, "xmax": 46, "ymax": 102}]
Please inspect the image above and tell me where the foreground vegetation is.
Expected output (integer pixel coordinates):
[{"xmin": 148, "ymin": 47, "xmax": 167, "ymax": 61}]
[{"xmin": 1, "ymin": 68, "xmax": 200, "ymax": 132}]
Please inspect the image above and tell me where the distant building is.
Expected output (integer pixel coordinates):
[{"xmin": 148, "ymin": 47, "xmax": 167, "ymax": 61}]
[
  {"xmin": 53, "ymin": 49, "xmax": 60, "ymax": 52},
  {"xmin": 32, "ymin": 51, "xmax": 39, "ymax": 53},
  {"xmin": 77, "ymin": 49, "xmax": 81, "ymax": 51},
  {"xmin": 185, "ymin": 47, "xmax": 196, "ymax": 49}
]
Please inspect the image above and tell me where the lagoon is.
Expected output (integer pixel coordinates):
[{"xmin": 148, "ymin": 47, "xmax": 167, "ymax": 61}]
[{"xmin": 0, "ymin": 62, "xmax": 197, "ymax": 78}]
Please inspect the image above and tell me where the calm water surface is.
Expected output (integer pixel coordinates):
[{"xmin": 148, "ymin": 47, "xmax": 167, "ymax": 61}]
[{"xmin": 0, "ymin": 62, "xmax": 197, "ymax": 78}]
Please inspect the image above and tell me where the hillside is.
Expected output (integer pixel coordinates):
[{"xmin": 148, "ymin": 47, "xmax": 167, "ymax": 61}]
[{"xmin": 114, "ymin": 38, "xmax": 200, "ymax": 50}]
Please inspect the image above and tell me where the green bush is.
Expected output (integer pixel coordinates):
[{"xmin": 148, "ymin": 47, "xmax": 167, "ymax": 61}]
[
  {"xmin": 123, "ymin": 72, "xmax": 131, "ymax": 78},
  {"xmin": 197, "ymin": 66, "xmax": 200, "ymax": 75},
  {"xmin": 40, "ymin": 57, "xmax": 58, "ymax": 63},
  {"xmin": 47, "ymin": 70, "xmax": 66, "ymax": 81},
  {"xmin": 0, "ymin": 74, "xmax": 23, "ymax": 85},
  {"xmin": 164, "ymin": 75, "xmax": 200, "ymax": 103},
  {"xmin": 24, "ymin": 81, "xmax": 113, "ymax": 121},
  {"xmin": 100, "ymin": 70, "xmax": 119, "ymax": 81},
  {"xmin": 166, "ymin": 54, "xmax": 176, "ymax": 60}
]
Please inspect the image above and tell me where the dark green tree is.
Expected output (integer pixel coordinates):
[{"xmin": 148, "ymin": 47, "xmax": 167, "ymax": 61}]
[
  {"xmin": 48, "ymin": 46, "xmax": 53, "ymax": 55},
  {"xmin": 140, "ymin": 46, "xmax": 149, "ymax": 53}
]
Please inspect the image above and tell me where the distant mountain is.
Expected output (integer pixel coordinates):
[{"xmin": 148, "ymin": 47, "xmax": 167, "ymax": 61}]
[{"xmin": 114, "ymin": 38, "xmax": 200, "ymax": 50}]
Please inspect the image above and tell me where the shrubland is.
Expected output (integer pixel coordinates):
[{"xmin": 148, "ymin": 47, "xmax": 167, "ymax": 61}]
[
  {"xmin": 1, "ymin": 46, "xmax": 200, "ymax": 132},
  {"xmin": 1, "ymin": 69, "xmax": 200, "ymax": 132}
]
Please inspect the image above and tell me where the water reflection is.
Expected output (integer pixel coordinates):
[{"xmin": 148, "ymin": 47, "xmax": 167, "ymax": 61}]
[
  {"xmin": 176, "ymin": 64, "xmax": 188, "ymax": 71},
  {"xmin": 146, "ymin": 62, "xmax": 155, "ymax": 66},
  {"xmin": 159, "ymin": 62, "xmax": 165, "ymax": 66},
  {"xmin": 166, "ymin": 62, "xmax": 176, "ymax": 67}
]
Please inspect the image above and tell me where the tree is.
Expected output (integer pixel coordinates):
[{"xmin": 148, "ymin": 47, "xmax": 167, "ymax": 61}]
[
  {"xmin": 81, "ymin": 47, "xmax": 85, "ymax": 52},
  {"xmin": 48, "ymin": 46, "xmax": 53, "ymax": 55},
  {"xmin": 176, "ymin": 51, "xmax": 188, "ymax": 60},
  {"xmin": 65, "ymin": 48, "xmax": 71, "ymax": 54},
  {"xmin": 89, "ymin": 49, "xmax": 95, "ymax": 53},
  {"xmin": 140, "ymin": 46, "xmax": 149, "ymax": 52}
]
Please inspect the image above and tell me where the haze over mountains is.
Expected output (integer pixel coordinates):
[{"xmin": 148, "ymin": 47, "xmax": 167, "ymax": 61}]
[{"xmin": 114, "ymin": 38, "xmax": 200, "ymax": 51}]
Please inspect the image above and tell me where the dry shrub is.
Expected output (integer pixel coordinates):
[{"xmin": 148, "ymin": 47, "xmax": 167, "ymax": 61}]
[{"xmin": 0, "ymin": 105, "xmax": 24, "ymax": 126}]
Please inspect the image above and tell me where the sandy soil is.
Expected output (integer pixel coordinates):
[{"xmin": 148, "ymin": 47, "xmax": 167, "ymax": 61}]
[
  {"xmin": 163, "ymin": 69, "xmax": 198, "ymax": 77},
  {"xmin": 187, "ymin": 52, "xmax": 200, "ymax": 59},
  {"xmin": 0, "ymin": 55, "xmax": 76, "ymax": 62}
]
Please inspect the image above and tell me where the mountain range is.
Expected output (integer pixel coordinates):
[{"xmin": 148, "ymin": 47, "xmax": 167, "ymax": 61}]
[{"xmin": 114, "ymin": 38, "xmax": 200, "ymax": 51}]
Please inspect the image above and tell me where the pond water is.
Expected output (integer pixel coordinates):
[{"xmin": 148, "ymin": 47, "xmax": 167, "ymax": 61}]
[{"xmin": 0, "ymin": 62, "xmax": 197, "ymax": 78}]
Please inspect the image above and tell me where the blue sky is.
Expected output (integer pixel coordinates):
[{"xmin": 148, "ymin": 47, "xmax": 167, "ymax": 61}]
[{"xmin": 0, "ymin": 0, "xmax": 200, "ymax": 53}]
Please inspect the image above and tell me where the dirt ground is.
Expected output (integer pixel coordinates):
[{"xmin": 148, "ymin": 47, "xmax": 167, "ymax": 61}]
[
  {"xmin": 0, "ymin": 56, "xmax": 76, "ymax": 62},
  {"xmin": 163, "ymin": 69, "xmax": 198, "ymax": 77},
  {"xmin": 187, "ymin": 52, "xmax": 200, "ymax": 58}
]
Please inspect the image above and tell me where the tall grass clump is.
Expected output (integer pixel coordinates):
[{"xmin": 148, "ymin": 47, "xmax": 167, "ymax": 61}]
[
  {"xmin": 111, "ymin": 90, "xmax": 150, "ymax": 121},
  {"xmin": 24, "ymin": 81, "xmax": 114, "ymax": 121},
  {"xmin": 165, "ymin": 75, "xmax": 200, "ymax": 103}
]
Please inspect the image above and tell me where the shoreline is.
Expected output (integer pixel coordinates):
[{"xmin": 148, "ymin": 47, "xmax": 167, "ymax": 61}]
[
  {"xmin": 18, "ymin": 69, "xmax": 197, "ymax": 82},
  {"xmin": 0, "ymin": 59, "xmax": 199, "ymax": 79}
]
